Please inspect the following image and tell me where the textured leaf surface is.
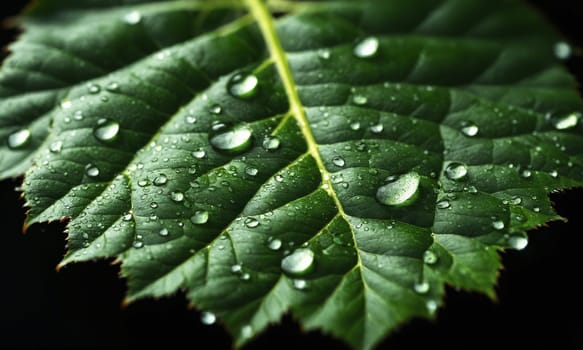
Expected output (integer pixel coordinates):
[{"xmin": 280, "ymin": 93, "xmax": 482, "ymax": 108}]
[{"xmin": 1, "ymin": 0, "xmax": 583, "ymax": 349}]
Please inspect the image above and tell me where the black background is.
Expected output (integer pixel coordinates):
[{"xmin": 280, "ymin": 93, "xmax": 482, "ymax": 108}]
[{"xmin": 1, "ymin": 1, "xmax": 582, "ymax": 349}]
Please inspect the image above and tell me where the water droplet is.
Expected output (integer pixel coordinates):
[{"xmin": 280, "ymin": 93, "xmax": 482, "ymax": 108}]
[
  {"xmin": 350, "ymin": 122, "xmax": 361, "ymax": 130},
  {"xmin": 240, "ymin": 272, "xmax": 251, "ymax": 281},
  {"xmin": 426, "ymin": 300, "xmax": 438, "ymax": 313},
  {"xmin": 49, "ymin": 141, "xmax": 63, "ymax": 153},
  {"xmin": 159, "ymin": 228, "xmax": 169, "ymax": 237},
  {"xmin": 241, "ymin": 325, "xmax": 253, "ymax": 339},
  {"xmin": 106, "ymin": 82, "xmax": 119, "ymax": 92},
  {"xmin": 268, "ymin": 239, "xmax": 282, "ymax": 251},
  {"xmin": 510, "ymin": 196, "xmax": 522, "ymax": 205},
  {"xmin": 192, "ymin": 149, "xmax": 206, "ymax": 159},
  {"xmin": 7, "ymin": 129, "xmax": 31, "ymax": 149},
  {"xmin": 460, "ymin": 121, "xmax": 479, "ymax": 137},
  {"xmin": 436, "ymin": 200, "xmax": 450, "ymax": 209},
  {"xmin": 423, "ymin": 250, "xmax": 438, "ymax": 265},
  {"xmin": 552, "ymin": 111, "xmax": 580, "ymax": 130},
  {"xmin": 293, "ymin": 279, "xmax": 307, "ymax": 290},
  {"xmin": 209, "ymin": 104, "xmax": 222, "ymax": 115},
  {"xmin": 352, "ymin": 95, "xmax": 368, "ymax": 105},
  {"xmin": 549, "ymin": 170, "xmax": 559, "ymax": 178},
  {"xmin": 491, "ymin": 220, "xmax": 505, "ymax": 230},
  {"xmin": 153, "ymin": 174, "xmax": 168, "ymax": 186},
  {"xmin": 376, "ymin": 172, "xmax": 420, "ymax": 207},
  {"xmin": 228, "ymin": 73, "xmax": 258, "ymax": 99},
  {"xmin": 88, "ymin": 84, "xmax": 101, "ymax": 94},
  {"xmin": 353, "ymin": 36, "xmax": 379, "ymax": 58},
  {"xmin": 133, "ymin": 240, "xmax": 144, "ymax": 249},
  {"xmin": 275, "ymin": 174, "xmax": 284, "ymax": 182},
  {"xmin": 520, "ymin": 169, "xmax": 532, "ymax": 178},
  {"xmin": 186, "ymin": 115, "xmax": 197, "ymax": 124},
  {"xmin": 281, "ymin": 248, "xmax": 315, "ymax": 276},
  {"xmin": 554, "ymin": 41, "xmax": 572, "ymax": 60},
  {"xmin": 61, "ymin": 100, "xmax": 72, "ymax": 109},
  {"xmin": 332, "ymin": 156, "xmax": 345, "ymax": 167},
  {"xmin": 123, "ymin": 10, "xmax": 142, "ymax": 25},
  {"xmin": 231, "ymin": 264, "xmax": 242, "ymax": 273},
  {"xmin": 85, "ymin": 164, "xmax": 100, "ymax": 177},
  {"xmin": 245, "ymin": 167, "xmax": 258, "ymax": 176},
  {"xmin": 370, "ymin": 123, "xmax": 383, "ymax": 133},
  {"xmin": 150, "ymin": 202, "xmax": 158, "ymax": 209},
  {"xmin": 191, "ymin": 210, "xmax": 209, "ymax": 224},
  {"xmin": 444, "ymin": 162, "xmax": 468, "ymax": 181},
  {"xmin": 414, "ymin": 281, "xmax": 430, "ymax": 294},
  {"xmin": 200, "ymin": 311, "xmax": 216, "ymax": 325},
  {"xmin": 508, "ymin": 235, "xmax": 528, "ymax": 250},
  {"xmin": 317, "ymin": 49, "xmax": 331, "ymax": 60},
  {"xmin": 170, "ymin": 191, "xmax": 184, "ymax": 202},
  {"xmin": 262, "ymin": 136, "xmax": 281, "ymax": 151},
  {"xmin": 138, "ymin": 179, "xmax": 149, "ymax": 187},
  {"xmin": 93, "ymin": 118, "xmax": 120, "ymax": 142},
  {"xmin": 209, "ymin": 123, "xmax": 253, "ymax": 155},
  {"xmin": 123, "ymin": 212, "xmax": 133, "ymax": 221},
  {"xmin": 244, "ymin": 218, "xmax": 259, "ymax": 228}
]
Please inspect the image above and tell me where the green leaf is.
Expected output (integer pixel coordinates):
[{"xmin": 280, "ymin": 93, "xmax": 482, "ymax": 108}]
[{"xmin": 1, "ymin": 0, "xmax": 582, "ymax": 349}]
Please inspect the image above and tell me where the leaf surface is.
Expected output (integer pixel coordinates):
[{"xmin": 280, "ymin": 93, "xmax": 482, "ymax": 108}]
[{"xmin": 1, "ymin": 1, "xmax": 582, "ymax": 349}]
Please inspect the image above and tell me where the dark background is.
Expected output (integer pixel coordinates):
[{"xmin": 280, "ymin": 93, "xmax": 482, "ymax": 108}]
[{"xmin": 1, "ymin": 1, "xmax": 582, "ymax": 349}]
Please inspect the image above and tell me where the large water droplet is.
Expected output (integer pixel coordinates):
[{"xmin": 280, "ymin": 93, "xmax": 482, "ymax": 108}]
[
  {"xmin": 353, "ymin": 36, "xmax": 379, "ymax": 58},
  {"xmin": 228, "ymin": 73, "xmax": 258, "ymax": 99},
  {"xmin": 414, "ymin": 281, "xmax": 430, "ymax": 294},
  {"xmin": 7, "ymin": 129, "xmax": 31, "ymax": 149},
  {"xmin": 93, "ymin": 118, "xmax": 120, "ymax": 142},
  {"xmin": 552, "ymin": 112, "xmax": 580, "ymax": 130},
  {"xmin": 376, "ymin": 172, "xmax": 420, "ymax": 207},
  {"xmin": 209, "ymin": 123, "xmax": 253, "ymax": 155},
  {"xmin": 444, "ymin": 162, "xmax": 468, "ymax": 181},
  {"xmin": 170, "ymin": 191, "xmax": 184, "ymax": 202},
  {"xmin": 370, "ymin": 123, "xmax": 383, "ymax": 133},
  {"xmin": 281, "ymin": 248, "xmax": 315, "ymax": 276},
  {"xmin": 85, "ymin": 164, "xmax": 100, "ymax": 177},
  {"xmin": 554, "ymin": 41, "xmax": 572, "ymax": 60},
  {"xmin": 191, "ymin": 210, "xmax": 209, "ymax": 224},
  {"xmin": 508, "ymin": 235, "xmax": 528, "ymax": 250},
  {"xmin": 153, "ymin": 174, "xmax": 168, "ymax": 186},
  {"xmin": 123, "ymin": 10, "xmax": 142, "ymax": 25},
  {"xmin": 159, "ymin": 228, "xmax": 169, "ymax": 237},
  {"xmin": 200, "ymin": 311, "xmax": 216, "ymax": 325},
  {"xmin": 460, "ymin": 121, "xmax": 479, "ymax": 137}
]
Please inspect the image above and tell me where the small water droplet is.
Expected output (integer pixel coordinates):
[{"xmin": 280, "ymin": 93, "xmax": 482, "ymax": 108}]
[
  {"xmin": 133, "ymin": 240, "xmax": 144, "ymax": 249},
  {"xmin": 231, "ymin": 264, "xmax": 242, "ymax": 273},
  {"xmin": 153, "ymin": 174, "xmax": 168, "ymax": 186},
  {"xmin": 353, "ymin": 36, "xmax": 379, "ymax": 58},
  {"xmin": 88, "ymin": 84, "xmax": 101, "ymax": 94},
  {"xmin": 444, "ymin": 162, "xmax": 468, "ymax": 181},
  {"xmin": 376, "ymin": 172, "xmax": 420, "ymax": 206},
  {"xmin": 268, "ymin": 239, "xmax": 282, "ymax": 251},
  {"xmin": 186, "ymin": 115, "xmax": 197, "ymax": 124},
  {"xmin": 510, "ymin": 196, "xmax": 522, "ymax": 205},
  {"xmin": 93, "ymin": 118, "xmax": 120, "ymax": 142},
  {"xmin": 549, "ymin": 170, "xmax": 559, "ymax": 178},
  {"xmin": 423, "ymin": 250, "xmax": 438, "ymax": 265},
  {"xmin": 426, "ymin": 300, "xmax": 438, "ymax": 313},
  {"xmin": 170, "ymin": 191, "xmax": 184, "ymax": 202},
  {"xmin": 520, "ymin": 169, "xmax": 532, "ymax": 178},
  {"xmin": 200, "ymin": 311, "xmax": 216, "ymax": 325},
  {"xmin": 508, "ymin": 235, "xmax": 528, "ymax": 250},
  {"xmin": 209, "ymin": 123, "xmax": 253, "ymax": 155},
  {"xmin": 138, "ymin": 179, "xmax": 149, "ymax": 187},
  {"xmin": 123, "ymin": 212, "xmax": 133, "ymax": 221},
  {"xmin": 106, "ymin": 82, "xmax": 119, "ymax": 92},
  {"xmin": 436, "ymin": 200, "xmax": 450, "ymax": 209},
  {"xmin": 414, "ymin": 281, "xmax": 430, "ymax": 294},
  {"xmin": 244, "ymin": 218, "xmax": 259, "ymax": 228},
  {"xmin": 352, "ymin": 95, "xmax": 368, "ymax": 105},
  {"xmin": 150, "ymin": 202, "xmax": 158, "ymax": 209},
  {"xmin": 241, "ymin": 325, "xmax": 253, "ymax": 339},
  {"xmin": 554, "ymin": 41, "xmax": 572, "ymax": 60},
  {"xmin": 245, "ymin": 167, "xmax": 258, "ymax": 176},
  {"xmin": 491, "ymin": 220, "xmax": 505, "ymax": 230},
  {"xmin": 281, "ymin": 248, "xmax": 315, "ymax": 276},
  {"xmin": 123, "ymin": 10, "xmax": 142, "ymax": 25},
  {"xmin": 192, "ymin": 149, "xmax": 206, "ymax": 159},
  {"xmin": 61, "ymin": 100, "xmax": 72, "ymax": 109},
  {"xmin": 293, "ymin": 279, "xmax": 307, "ymax": 290},
  {"xmin": 159, "ymin": 228, "xmax": 169, "ymax": 237},
  {"xmin": 275, "ymin": 174, "xmax": 284, "ymax": 182},
  {"xmin": 350, "ymin": 122, "xmax": 361, "ymax": 130},
  {"xmin": 262, "ymin": 136, "xmax": 281, "ymax": 151},
  {"xmin": 240, "ymin": 272, "xmax": 251, "ymax": 281},
  {"xmin": 332, "ymin": 156, "xmax": 345, "ymax": 167},
  {"xmin": 460, "ymin": 121, "xmax": 479, "ymax": 137},
  {"xmin": 85, "ymin": 164, "xmax": 100, "ymax": 178},
  {"xmin": 552, "ymin": 111, "xmax": 580, "ymax": 130},
  {"xmin": 317, "ymin": 49, "xmax": 331, "ymax": 60},
  {"xmin": 7, "ymin": 129, "xmax": 31, "ymax": 149},
  {"xmin": 370, "ymin": 123, "xmax": 383, "ymax": 133},
  {"xmin": 228, "ymin": 73, "xmax": 258, "ymax": 99},
  {"xmin": 49, "ymin": 141, "xmax": 63, "ymax": 153},
  {"xmin": 209, "ymin": 104, "xmax": 222, "ymax": 115},
  {"xmin": 191, "ymin": 210, "xmax": 209, "ymax": 224}
]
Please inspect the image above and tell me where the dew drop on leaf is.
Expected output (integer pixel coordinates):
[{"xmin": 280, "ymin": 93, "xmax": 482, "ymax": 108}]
[
  {"xmin": 191, "ymin": 210, "xmax": 209, "ymax": 225},
  {"xmin": 159, "ymin": 228, "xmax": 169, "ymax": 237},
  {"xmin": 262, "ymin": 136, "xmax": 281, "ymax": 151},
  {"xmin": 227, "ymin": 73, "xmax": 258, "ymax": 99},
  {"xmin": 350, "ymin": 121, "xmax": 361, "ymax": 130},
  {"xmin": 200, "ymin": 311, "xmax": 216, "ymax": 325},
  {"xmin": 369, "ymin": 123, "xmax": 383, "ymax": 133},
  {"xmin": 231, "ymin": 264, "xmax": 242, "ymax": 273},
  {"xmin": 93, "ymin": 118, "xmax": 120, "ymax": 142},
  {"xmin": 352, "ymin": 95, "xmax": 368, "ymax": 105},
  {"xmin": 85, "ymin": 164, "xmax": 100, "ymax": 177},
  {"xmin": 268, "ymin": 239, "xmax": 282, "ymax": 251},
  {"xmin": 520, "ymin": 169, "xmax": 532, "ymax": 178},
  {"xmin": 317, "ymin": 48, "xmax": 331, "ymax": 60},
  {"xmin": 209, "ymin": 123, "xmax": 253, "ymax": 155},
  {"xmin": 49, "ymin": 141, "xmax": 63, "ymax": 153},
  {"xmin": 192, "ymin": 149, "xmax": 206, "ymax": 159},
  {"xmin": 423, "ymin": 250, "xmax": 438, "ymax": 265},
  {"xmin": 88, "ymin": 83, "xmax": 101, "ymax": 94},
  {"xmin": 376, "ymin": 172, "xmax": 420, "ymax": 206},
  {"xmin": 281, "ymin": 248, "xmax": 315, "ymax": 276},
  {"xmin": 293, "ymin": 279, "xmax": 307, "ymax": 290},
  {"xmin": 245, "ymin": 167, "xmax": 258, "ymax": 176},
  {"xmin": 244, "ymin": 217, "xmax": 259, "ymax": 228},
  {"xmin": 7, "ymin": 129, "xmax": 31, "ymax": 149},
  {"xmin": 554, "ymin": 41, "xmax": 572, "ymax": 60},
  {"xmin": 460, "ymin": 121, "xmax": 479, "ymax": 137},
  {"xmin": 123, "ymin": 10, "xmax": 142, "ymax": 25},
  {"xmin": 106, "ymin": 82, "xmax": 119, "ymax": 92},
  {"xmin": 551, "ymin": 111, "xmax": 580, "ymax": 130},
  {"xmin": 414, "ymin": 281, "xmax": 430, "ymax": 294},
  {"xmin": 209, "ymin": 104, "xmax": 222, "ymax": 115},
  {"xmin": 170, "ymin": 191, "xmax": 184, "ymax": 202},
  {"xmin": 133, "ymin": 240, "xmax": 144, "ymax": 249},
  {"xmin": 436, "ymin": 200, "xmax": 450, "ymax": 209},
  {"xmin": 153, "ymin": 174, "xmax": 168, "ymax": 186},
  {"xmin": 332, "ymin": 156, "xmax": 345, "ymax": 167},
  {"xmin": 491, "ymin": 220, "xmax": 505, "ymax": 230},
  {"xmin": 508, "ymin": 235, "xmax": 528, "ymax": 250},
  {"xmin": 444, "ymin": 162, "xmax": 468, "ymax": 181},
  {"xmin": 353, "ymin": 36, "xmax": 379, "ymax": 58}
]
